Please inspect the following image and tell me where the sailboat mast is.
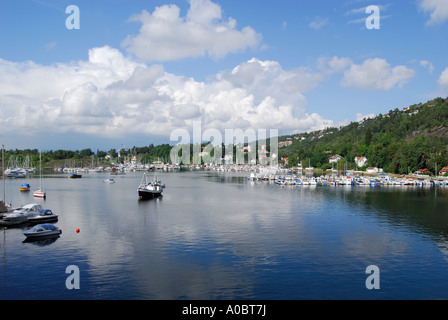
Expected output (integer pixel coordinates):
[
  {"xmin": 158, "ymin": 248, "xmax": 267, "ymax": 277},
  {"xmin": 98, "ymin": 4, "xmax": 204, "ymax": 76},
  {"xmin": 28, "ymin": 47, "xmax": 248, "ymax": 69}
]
[
  {"xmin": 2, "ymin": 145, "xmax": 5, "ymax": 203},
  {"xmin": 39, "ymin": 150, "xmax": 42, "ymax": 189}
]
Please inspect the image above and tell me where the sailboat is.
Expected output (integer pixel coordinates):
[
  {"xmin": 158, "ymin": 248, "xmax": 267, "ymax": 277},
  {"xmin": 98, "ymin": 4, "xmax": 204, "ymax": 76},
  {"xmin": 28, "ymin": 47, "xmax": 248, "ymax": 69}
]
[{"xmin": 33, "ymin": 151, "xmax": 46, "ymax": 199}]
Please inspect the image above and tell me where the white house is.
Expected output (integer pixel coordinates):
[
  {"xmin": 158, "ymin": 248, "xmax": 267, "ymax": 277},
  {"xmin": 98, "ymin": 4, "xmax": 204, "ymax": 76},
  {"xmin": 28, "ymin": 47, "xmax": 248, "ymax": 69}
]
[
  {"xmin": 329, "ymin": 155, "xmax": 342, "ymax": 164},
  {"xmin": 355, "ymin": 156, "xmax": 368, "ymax": 167},
  {"xmin": 366, "ymin": 167, "xmax": 379, "ymax": 174}
]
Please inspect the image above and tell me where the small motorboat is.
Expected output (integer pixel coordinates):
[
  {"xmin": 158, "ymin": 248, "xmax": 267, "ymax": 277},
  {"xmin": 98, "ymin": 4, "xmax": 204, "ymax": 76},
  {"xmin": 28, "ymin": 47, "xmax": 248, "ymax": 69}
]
[
  {"xmin": 1, "ymin": 203, "xmax": 44, "ymax": 225},
  {"xmin": 69, "ymin": 173, "xmax": 82, "ymax": 179},
  {"xmin": 27, "ymin": 209, "xmax": 58, "ymax": 223},
  {"xmin": 20, "ymin": 183, "xmax": 31, "ymax": 192},
  {"xmin": 23, "ymin": 224, "xmax": 61, "ymax": 239},
  {"xmin": 103, "ymin": 178, "xmax": 115, "ymax": 184}
]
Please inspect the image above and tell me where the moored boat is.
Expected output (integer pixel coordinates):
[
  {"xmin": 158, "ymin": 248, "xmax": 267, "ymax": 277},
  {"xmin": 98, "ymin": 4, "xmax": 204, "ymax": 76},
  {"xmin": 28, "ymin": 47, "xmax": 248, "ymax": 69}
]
[
  {"xmin": 23, "ymin": 223, "xmax": 61, "ymax": 238},
  {"xmin": 33, "ymin": 189, "xmax": 46, "ymax": 198},
  {"xmin": 1, "ymin": 203, "xmax": 44, "ymax": 225},
  {"xmin": 33, "ymin": 151, "xmax": 46, "ymax": 199},
  {"xmin": 138, "ymin": 172, "xmax": 163, "ymax": 200},
  {"xmin": 20, "ymin": 183, "xmax": 31, "ymax": 192},
  {"xmin": 27, "ymin": 209, "xmax": 58, "ymax": 223}
]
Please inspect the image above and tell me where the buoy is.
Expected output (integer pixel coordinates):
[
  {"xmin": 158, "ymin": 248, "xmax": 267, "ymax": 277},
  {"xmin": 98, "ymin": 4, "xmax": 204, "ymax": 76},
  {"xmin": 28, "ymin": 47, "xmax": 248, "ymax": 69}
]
[{"xmin": 76, "ymin": 228, "xmax": 80, "ymax": 233}]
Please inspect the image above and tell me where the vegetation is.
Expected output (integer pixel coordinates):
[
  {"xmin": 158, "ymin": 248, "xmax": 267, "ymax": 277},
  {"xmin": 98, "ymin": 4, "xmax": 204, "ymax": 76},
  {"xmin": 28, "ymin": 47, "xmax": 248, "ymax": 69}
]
[{"xmin": 279, "ymin": 97, "xmax": 448, "ymax": 175}]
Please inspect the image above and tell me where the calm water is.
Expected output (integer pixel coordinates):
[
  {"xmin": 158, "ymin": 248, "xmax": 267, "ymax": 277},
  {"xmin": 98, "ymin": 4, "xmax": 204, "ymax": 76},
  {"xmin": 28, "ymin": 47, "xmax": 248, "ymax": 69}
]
[{"xmin": 2, "ymin": 170, "xmax": 448, "ymax": 300}]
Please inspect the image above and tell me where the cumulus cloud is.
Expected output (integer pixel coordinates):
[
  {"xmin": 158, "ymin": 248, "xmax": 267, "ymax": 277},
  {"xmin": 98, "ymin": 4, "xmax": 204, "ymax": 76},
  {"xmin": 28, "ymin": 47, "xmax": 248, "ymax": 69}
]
[
  {"xmin": 122, "ymin": 0, "xmax": 261, "ymax": 61},
  {"xmin": 341, "ymin": 58, "xmax": 415, "ymax": 90},
  {"xmin": 419, "ymin": 0, "xmax": 448, "ymax": 25},
  {"xmin": 439, "ymin": 67, "xmax": 448, "ymax": 94},
  {"xmin": 0, "ymin": 46, "xmax": 336, "ymax": 140}
]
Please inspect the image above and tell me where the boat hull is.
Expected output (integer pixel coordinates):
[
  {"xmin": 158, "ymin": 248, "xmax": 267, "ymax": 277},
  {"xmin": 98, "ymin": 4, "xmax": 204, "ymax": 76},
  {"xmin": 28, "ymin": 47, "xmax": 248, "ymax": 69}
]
[
  {"xmin": 138, "ymin": 189, "xmax": 163, "ymax": 200},
  {"xmin": 28, "ymin": 215, "xmax": 58, "ymax": 223},
  {"xmin": 23, "ymin": 229, "xmax": 61, "ymax": 238},
  {"xmin": 33, "ymin": 191, "xmax": 46, "ymax": 198},
  {"xmin": 0, "ymin": 217, "xmax": 28, "ymax": 226}
]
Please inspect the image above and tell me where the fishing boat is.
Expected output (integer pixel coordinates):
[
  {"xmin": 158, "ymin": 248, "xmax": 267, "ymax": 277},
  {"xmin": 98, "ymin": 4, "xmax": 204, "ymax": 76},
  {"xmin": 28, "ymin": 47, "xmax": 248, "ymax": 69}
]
[
  {"xmin": 23, "ymin": 223, "xmax": 61, "ymax": 239},
  {"xmin": 27, "ymin": 209, "xmax": 58, "ymax": 223},
  {"xmin": 138, "ymin": 172, "xmax": 163, "ymax": 200},
  {"xmin": 33, "ymin": 151, "xmax": 46, "ymax": 198},
  {"xmin": 20, "ymin": 183, "xmax": 31, "ymax": 192}
]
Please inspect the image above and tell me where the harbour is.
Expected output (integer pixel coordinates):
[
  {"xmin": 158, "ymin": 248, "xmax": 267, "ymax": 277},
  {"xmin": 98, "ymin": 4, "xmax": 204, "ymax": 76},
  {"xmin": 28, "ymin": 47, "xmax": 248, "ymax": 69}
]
[{"xmin": 2, "ymin": 169, "xmax": 448, "ymax": 300}]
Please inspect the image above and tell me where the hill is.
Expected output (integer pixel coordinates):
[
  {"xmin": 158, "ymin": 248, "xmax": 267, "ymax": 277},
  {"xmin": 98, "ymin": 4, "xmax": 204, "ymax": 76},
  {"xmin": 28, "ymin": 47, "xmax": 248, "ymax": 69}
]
[{"xmin": 278, "ymin": 96, "xmax": 448, "ymax": 175}]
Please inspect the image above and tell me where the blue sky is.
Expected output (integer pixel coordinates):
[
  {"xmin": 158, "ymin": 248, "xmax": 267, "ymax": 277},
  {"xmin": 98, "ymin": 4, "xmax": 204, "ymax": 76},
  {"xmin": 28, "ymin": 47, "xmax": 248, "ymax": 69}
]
[{"xmin": 0, "ymin": 0, "xmax": 447, "ymax": 150}]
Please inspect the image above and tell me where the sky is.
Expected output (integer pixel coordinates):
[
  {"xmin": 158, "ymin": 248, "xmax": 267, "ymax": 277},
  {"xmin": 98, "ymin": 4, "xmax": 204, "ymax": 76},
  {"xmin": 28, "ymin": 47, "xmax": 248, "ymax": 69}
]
[{"xmin": 0, "ymin": 0, "xmax": 447, "ymax": 151}]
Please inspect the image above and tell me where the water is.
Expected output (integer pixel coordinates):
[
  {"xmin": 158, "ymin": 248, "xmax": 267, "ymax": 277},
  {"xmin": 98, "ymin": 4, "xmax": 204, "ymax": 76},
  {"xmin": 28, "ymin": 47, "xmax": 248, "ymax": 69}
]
[{"xmin": 2, "ymin": 170, "xmax": 448, "ymax": 300}]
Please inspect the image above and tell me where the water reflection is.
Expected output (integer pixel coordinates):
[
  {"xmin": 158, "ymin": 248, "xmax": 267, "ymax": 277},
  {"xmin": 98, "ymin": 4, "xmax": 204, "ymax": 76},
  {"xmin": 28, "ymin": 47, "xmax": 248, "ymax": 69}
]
[
  {"xmin": 2, "ymin": 171, "xmax": 448, "ymax": 299},
  {"xmin": 23, "ymin": 235, "xmax": 60, "ymax": 246}
]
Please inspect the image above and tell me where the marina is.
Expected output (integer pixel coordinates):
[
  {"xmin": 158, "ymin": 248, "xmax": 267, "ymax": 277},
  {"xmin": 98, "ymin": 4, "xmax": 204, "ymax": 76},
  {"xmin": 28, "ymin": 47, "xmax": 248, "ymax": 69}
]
[{"xmin": 1, "ymin": 169, "xmax": 448, "ymax": 299}]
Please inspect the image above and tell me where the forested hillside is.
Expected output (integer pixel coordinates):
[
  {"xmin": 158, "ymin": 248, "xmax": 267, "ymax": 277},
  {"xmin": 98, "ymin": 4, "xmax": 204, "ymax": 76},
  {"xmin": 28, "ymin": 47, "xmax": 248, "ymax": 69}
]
[{"xmin": 279, "ymin": 97, "xmax": 448, "ymax": 175}]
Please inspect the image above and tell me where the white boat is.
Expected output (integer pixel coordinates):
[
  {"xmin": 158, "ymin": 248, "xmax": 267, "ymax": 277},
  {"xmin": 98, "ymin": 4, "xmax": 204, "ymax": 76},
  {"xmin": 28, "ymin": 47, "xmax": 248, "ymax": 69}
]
[
  {"xmin": 2, "ymin": 203, "xmax": 44, "ymax": 224},
  {"xmin": 103, "ymin": 178, "xmax": 115, "ymax": 184},
  {"xmin": 23, "ymin": 223, "xmax": 61, "ymax": 238},
  {"xmin": 27, "ymin": 209, "xmax": 58, "ymax": 223},
  {"xmin": 33, "ymin": 151, "xmax": 46, "ymax": 199},
  {"xmin": 33, "ymin": 190, "xmax": 46, "ymax": 198}
]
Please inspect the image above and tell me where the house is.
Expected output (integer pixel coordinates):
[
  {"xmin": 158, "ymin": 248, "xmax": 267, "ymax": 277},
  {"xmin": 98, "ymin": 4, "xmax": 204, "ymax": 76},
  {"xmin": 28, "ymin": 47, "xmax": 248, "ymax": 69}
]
[
  {"xmin": 279, "ymin": 140, "xmax": 293, "ymax": 148},
  {"xmin": 355, "ymin": 156, "xmax": 368, "ymax": 167},
  {"xmin": 329, "ymin": 155, "xmax": 342, "ymax": 164},
  {"xmin": 416, "ymin": 168, "xmax": 430, "ymax": 174},
  {"xmin": 439, "ymin": 167, "xmax": 448, "ymax": 176},
  {"xmin": 366, "ymin": 167, "xmax": 379, "ymax": 174}
]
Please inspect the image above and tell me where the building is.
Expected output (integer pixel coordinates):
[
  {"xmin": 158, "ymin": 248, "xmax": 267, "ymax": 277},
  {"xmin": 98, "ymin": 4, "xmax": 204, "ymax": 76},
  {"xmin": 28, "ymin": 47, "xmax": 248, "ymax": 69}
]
[
  {"xmin": 329, "ymin": 155, "xmax": 342, "ymax": 164},
  {"xmin": 439, "ymin": 167, "xmax": 448, "ymax": 176},
  {"xmin": 355, "ymin": 156, "xmax": 368, "ymax": 167},
  {"xmin": 367, "ymin": 167, "xmax": 379, "ymax": 174}
]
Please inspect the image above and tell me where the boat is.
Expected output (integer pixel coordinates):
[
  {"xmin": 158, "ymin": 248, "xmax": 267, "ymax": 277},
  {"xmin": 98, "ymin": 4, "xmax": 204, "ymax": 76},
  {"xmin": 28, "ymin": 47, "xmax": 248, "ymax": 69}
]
[
  {"xmin": 1, "ymin": 203, "xmax": 44, "ymax": 225},
  {"xmin": 20, "ymin": 183, "xmax": 31, "ymax": 192},
  {"xmin": 103, "ymin": 178, "xmax": 115, "ymax": 184},
  {"xmin": 23, "ymin": 223, "xmax": 61, "ymax": 238},
  {"xmin": 138, "ymin": 172, "xmax": 163, "ymax": 200},
  {"xmin": 27, "ymin": 209, "xmax": 58, "ymax": 223},
  {"xmin": 4, "ymin": 168, "xmax": 27, "ymax": 178},
  {"xmin": 33, "ymin": 151, "xmax": 46, "ymax": 198},
  {"xmin": 33, "ymin": 189, "xmax": 46, "ymax": 198},
  {"xmin": 69, "ymin": 173, "xmax": 82, "ymax": 179}
]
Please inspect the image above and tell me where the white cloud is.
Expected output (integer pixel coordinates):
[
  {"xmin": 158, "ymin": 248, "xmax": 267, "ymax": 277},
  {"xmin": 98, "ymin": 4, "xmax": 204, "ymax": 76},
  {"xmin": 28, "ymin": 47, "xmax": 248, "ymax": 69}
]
[
  {"xmin": 309, "ymin": 17, "xmax": 329, "ymax": 30},
  {"xmin": 122, "ymin": 0, "xmax": 261, "ymax": 61},
  {"xmin": 341, "ymin": 58, "xmax": 415, "ymax": 90},
  {"xmin": 439, "ymin": 67, "xmax": 448, "ymax": 94},
  {"xmin": 420, "ymin": 60, "xmax": 434, "ymax": 73},
  {"xmin": 356, "ymin": 113, "xmax": 376, "ymax": 122},
  {"xmin": 0, "ymin": 47, "xmax": 335, "ymax": 140},
  {"xmin": 419, "ymin": 0, "xmax": 448, "ymax": 25}
]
